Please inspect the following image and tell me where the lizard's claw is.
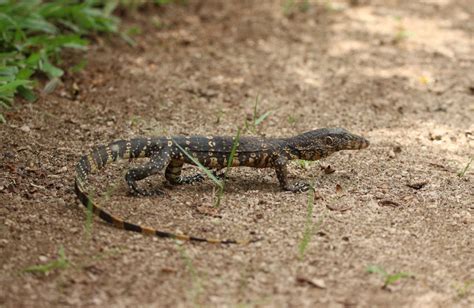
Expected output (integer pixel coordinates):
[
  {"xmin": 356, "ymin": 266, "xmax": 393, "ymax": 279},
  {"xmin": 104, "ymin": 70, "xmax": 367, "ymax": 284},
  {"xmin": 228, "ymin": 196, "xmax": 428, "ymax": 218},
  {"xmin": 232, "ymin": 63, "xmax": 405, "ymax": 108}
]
[
  {"xmin": 126, "ymin": 178, "xmax": 164, "ymax": 197},
  {"xmin": 286, "ymin": 182, "xmax": 312, "ymax": 193},
  {"xmin": 178, "ymin": 173, "xmax": 205, "ymax": 185}
]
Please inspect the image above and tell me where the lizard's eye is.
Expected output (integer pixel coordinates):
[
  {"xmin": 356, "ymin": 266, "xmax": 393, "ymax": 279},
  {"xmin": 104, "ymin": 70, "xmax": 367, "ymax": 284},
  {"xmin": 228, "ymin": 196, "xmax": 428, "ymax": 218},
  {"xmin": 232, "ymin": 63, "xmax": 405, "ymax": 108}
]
[{"xmin": 325, "ymin": 136, "xmax": 334, "ymax": 145}]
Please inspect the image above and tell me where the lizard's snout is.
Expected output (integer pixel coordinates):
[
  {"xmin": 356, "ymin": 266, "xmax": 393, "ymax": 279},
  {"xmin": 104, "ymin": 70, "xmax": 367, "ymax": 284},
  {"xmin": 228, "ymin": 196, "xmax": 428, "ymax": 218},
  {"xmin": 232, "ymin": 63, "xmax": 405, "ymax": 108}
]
[
  {"xmin": 346, "ymin": 136, "xmax": 369, "ymax": 150},
  {"xmin": 359, "ymin": 137, "xmax": 370, "ymax": 149}
]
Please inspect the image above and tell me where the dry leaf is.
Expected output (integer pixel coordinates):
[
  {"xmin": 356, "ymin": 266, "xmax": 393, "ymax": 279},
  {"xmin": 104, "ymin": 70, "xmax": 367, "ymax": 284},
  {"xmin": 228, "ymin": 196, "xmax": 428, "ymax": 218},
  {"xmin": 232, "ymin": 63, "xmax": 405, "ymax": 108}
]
[
  {"xmin": 326, "ymin": 203, "xmax": 352, "ymax": 212},
  {"xmin": 161, "ymin": 267, "xmax": 177, "ymax": 274},
  {"xmin": 320, "ymin": 164, "xmax": 336, "ymax": 174},
  {"xmin": 407, "ymin": 181, "xmax": 428, "ymax": 190},
  {"xmin": 314, "ymin": 191, "xmax": 323, "ymax": 200},
  {"xmin": 378, "ymin": 200, "xmax": 401, "ymax": 207},
  {"xmin": 296, "ymin": 276, "xmax": 326, "ymax": 289}
]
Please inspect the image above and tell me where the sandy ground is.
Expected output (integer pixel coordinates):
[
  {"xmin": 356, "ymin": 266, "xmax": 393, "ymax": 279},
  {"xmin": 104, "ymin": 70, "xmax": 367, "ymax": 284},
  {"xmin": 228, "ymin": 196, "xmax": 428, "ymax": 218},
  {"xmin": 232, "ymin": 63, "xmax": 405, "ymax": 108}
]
[{"xmin": 1, "ymin": 0, "xmax": 473, "ymax": 307}]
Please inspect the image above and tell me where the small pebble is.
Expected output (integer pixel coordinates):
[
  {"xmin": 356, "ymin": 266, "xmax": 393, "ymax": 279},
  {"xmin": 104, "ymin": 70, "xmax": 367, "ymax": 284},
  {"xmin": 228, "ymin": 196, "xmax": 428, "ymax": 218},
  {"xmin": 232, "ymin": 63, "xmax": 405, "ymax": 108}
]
[
  {"xmin": 459, "ymin": 211, "xmax": 471, "ymax": 224},
  {"xmin": 20, "ymin": 125, "xmax": 31, "ymax": 133}
]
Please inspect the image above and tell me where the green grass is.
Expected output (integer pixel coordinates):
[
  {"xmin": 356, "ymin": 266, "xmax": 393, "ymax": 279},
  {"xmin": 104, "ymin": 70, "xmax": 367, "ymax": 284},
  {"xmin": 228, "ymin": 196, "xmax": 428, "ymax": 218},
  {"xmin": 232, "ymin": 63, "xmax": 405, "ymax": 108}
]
[
  {"xmin": 104, "ymin": 184, "xmax": 118, "ymax": 201},
  {"xmin": 294, "ymin": 159, "xmax": 316, "ymax": 170},
  {"xmin": 172, "ymin": 128, "xmax": 241, "ymax": 208},
  {"xmin": 24, "ymin": 246, "xmax": 69, "ymax": 274},
  {"xmin": 282, "ymin": 0, "xmax": 310, "ymax": 16},
  {"xmin": 393, "ymin": 16, "xmax": 410, "ymax": 44},
  {"xmin": 454, "ymin": 279, "xmax": 474, "ymax": 298},
  {"xmin": 172, "ymin": 138, "xmax": 223, "ymax": 189},
  {"xmin": 84, "ymin": 190, "xmax": 97, "ymax": 238},
  {"xmin": 0, "ymin": 0, "xmax": 122, "ymax": 122},
  {"xmin": 0, "ymin": 0, "xmax": 181, "ymax": 123},
  {"xmin": 457, "ymin": 157, "xmax": 473, "ymax": 177},
  {"xmin": 287, "ymin": 114, "xmax": 297, "ymax": 125},
  {"xmin": 214, "ymin": 127, "xmax": 241, "ymax": 207},
  {"xmin": 177, "ymin": 244, "xmax": 203, "ymax": 305},
  {"xmin": 366, "ymin": 265, "xmax": 413, "ymax": 289},
  {"xmin": 298, "ymin": 186, "xmax": 323, "ymax": 260},
  {"xmin": 244, "ymin": 95, "xmax": 271, "ymax": 133},
  {"xmin": 173, "ymin": 95, "xmax": 270, "ymax": 208},
  {"xmin": 24, "ymin": 245, "xmax": 123, "ymax": 278}
]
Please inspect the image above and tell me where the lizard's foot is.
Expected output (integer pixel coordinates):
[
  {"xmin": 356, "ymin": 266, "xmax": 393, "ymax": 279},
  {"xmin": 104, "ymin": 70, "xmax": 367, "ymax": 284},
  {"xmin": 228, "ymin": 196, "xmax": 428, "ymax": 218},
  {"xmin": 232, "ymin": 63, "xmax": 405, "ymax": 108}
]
[
  {"xmin": 126, "ymin": 175, "xmax": 164, "ymax": 197},
  {"xmin": 284, "ymin": 182, "xmax": 312, "ymax": 193},
  {"xmin": 178, "ymin": 173, "xmax": 205, "ymax": 185}
]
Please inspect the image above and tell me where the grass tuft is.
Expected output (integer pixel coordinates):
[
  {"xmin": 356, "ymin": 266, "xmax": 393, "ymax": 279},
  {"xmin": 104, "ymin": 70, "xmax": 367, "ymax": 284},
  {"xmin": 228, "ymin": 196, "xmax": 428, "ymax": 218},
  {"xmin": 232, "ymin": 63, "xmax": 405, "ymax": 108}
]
[
  {"xmin": 282, "ymin": 0, "xmax": 310, "ymax": 16},
  {"xmin": 298, "ymin": 186, "xmax": 323, "ymax": 260},
  {"xmin": 366, "ymin": 265, "xmax": 413, "ymax": 289},
  {"xmin": 454, "ymin": 279, "xmax": 474, "ymax": 298},
  {"xmin": 177, "ymin": 244, "xmax": 203, "ymax": 304},
  {"xmin": 458, "ymin": 157, "xmax": 473, "ymax": 177},
  {"xmin": 84, "ymin": 190, "xmax": 96, "ymax": 238},
  {"xmin": 173, "ymin": 95, "xmax": 270, "ymax": 208},
  {"xmin": 244, "ymin": 95, "xmax": 271, "ymax": 133},
  {"xmin": 24, "ymin": 246, "xmax": 69, "ymax": 274},
  {"xmin": 214, "ymin": 127, "xmax": 241, "ymax": 207}
]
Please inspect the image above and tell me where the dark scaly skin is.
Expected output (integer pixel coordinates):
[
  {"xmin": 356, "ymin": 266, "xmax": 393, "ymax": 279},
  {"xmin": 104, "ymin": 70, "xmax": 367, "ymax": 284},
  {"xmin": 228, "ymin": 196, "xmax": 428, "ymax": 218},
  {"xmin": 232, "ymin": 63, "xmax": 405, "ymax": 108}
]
[{"xmin": 74, "ymin": 127, "xmax": 369, "ymax": 244}]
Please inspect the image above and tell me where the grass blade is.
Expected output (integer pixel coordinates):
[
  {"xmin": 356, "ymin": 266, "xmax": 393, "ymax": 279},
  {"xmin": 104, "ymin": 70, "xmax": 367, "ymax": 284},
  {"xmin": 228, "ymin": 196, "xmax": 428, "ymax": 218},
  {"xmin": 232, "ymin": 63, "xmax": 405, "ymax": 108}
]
[
  {"xmin": 0, "ymin": 80, "xmax": 31, "ymax": 93},
  {"xmin": 366, "ymin": 265, "xmax": 388, "ymax": 276},
  {"xmin": 225, "ymin": 128, "xmax": 241, "ymax": 175},
  {"xmin": 172, "ymin": 138, "xmax": 223, "ymax": 189},
  {"xmin": 458, "ymin": 157, "xmax": 473, "ymax": 177},
  {"xmin": 254, "ymin": 110, "xmax": 271, "ymax": 126},
  {"xmin": 24, "ymin": 246, "xmax": 69, "ymax": 274}
]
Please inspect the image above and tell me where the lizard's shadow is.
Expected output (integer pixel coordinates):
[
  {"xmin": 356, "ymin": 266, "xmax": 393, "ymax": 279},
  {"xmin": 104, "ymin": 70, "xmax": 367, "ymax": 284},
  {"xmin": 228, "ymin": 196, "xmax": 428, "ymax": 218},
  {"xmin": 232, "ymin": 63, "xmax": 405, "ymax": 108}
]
[{"xmin": 166, "ymin": 176, "xmax": 280, "ymax": 194}]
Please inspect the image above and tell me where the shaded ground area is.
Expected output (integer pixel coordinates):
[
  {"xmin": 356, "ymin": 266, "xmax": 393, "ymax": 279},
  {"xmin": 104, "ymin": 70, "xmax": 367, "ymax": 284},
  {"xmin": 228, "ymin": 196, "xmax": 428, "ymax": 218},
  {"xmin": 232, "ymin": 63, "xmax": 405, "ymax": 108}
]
[{"xmin": 1, "ymin": 0, "xmax": 473, "ymax": 306}]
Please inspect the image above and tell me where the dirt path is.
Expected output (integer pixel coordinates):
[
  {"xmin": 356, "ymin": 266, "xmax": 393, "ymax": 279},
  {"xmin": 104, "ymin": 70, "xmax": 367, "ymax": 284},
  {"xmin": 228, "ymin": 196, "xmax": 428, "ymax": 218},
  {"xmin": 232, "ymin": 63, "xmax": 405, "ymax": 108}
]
[{"xmin": 1, "ymin": 1, "xmax": 473, "ymax": 307}]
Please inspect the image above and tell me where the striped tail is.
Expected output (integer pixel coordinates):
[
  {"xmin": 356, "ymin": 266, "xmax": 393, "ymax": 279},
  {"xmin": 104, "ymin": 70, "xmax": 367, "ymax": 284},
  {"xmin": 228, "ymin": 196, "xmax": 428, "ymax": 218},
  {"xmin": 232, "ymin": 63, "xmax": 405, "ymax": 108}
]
[{"xmin": 74, "ymin": 139, "xmax": 253, "ymax": 245}]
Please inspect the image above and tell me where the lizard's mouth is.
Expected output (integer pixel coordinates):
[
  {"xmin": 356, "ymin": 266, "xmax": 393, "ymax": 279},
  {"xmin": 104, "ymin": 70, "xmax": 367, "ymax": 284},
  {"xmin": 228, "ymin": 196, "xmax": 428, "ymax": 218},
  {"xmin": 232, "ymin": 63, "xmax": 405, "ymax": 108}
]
[{"xmin": 346, "ymin": 136, "xmax": 370, "ymax": 150}]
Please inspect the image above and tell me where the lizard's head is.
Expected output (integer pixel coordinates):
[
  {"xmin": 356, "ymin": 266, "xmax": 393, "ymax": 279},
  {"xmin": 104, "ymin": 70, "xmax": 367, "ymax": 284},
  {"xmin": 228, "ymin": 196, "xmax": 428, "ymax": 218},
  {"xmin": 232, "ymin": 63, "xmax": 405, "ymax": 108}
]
[{"xmin": 289, "ymin": 128, "xmax": 369, "ymax": 160}]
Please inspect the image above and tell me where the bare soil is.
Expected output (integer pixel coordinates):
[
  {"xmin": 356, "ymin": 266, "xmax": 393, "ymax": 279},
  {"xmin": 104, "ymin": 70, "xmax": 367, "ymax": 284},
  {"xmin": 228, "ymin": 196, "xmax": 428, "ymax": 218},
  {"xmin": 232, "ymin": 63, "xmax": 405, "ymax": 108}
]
[{"xmin": 1, "ymin": 1, "xmax": 473, "ymax": 307}]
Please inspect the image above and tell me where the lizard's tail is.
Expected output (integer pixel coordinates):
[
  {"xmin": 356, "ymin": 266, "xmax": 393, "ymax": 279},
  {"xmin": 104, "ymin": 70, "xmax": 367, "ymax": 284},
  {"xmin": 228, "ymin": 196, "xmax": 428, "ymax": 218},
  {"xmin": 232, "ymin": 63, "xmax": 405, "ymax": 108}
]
[{"xmin": 74, "ymin": 140, "xmax": 254, "ymax": 245}]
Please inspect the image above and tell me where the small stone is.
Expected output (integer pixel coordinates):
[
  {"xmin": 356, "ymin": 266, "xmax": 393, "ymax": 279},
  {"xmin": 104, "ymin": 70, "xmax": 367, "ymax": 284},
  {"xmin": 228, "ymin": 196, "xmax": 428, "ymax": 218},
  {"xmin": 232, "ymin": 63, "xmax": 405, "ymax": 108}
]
[
  {"xmin": 20, "ymin": 125, "xmax": 31, "ymax": 133},
  {"xmin": 427, "ymin": 203, "xmax": 438, "ymax": 209},
  {"xmin": 232, "ymin": 254, "xmax": 243, "ymax": 262},
  {"xmin": 459, "ymin": 211, "xmax": 471, "ymax": 224},
  {"xmin": 429, "ymin": 132, "xmax": 442, "ymax": 141},
  {"xmin": 39, "ymin": 255, "xmax": 48, "ymax": 262}
]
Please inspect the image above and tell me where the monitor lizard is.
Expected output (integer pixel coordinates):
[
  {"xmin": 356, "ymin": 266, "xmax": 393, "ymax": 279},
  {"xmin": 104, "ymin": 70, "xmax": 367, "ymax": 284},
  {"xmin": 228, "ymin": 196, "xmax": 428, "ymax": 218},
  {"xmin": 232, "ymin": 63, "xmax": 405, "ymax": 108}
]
[{"xmin": 74, "ymin": 127, "xmax": 369, "ymax": 244}]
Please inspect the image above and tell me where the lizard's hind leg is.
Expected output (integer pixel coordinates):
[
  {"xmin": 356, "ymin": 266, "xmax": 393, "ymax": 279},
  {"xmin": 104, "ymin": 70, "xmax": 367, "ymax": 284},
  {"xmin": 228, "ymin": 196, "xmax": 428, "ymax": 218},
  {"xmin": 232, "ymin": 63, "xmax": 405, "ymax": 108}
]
[
  {"xmin": 165, "ymin": 160, "xmax": 206, "ymax": 185},
  {"xmin": 125, "ymin": 150, "xmax": 170, "ymax": 196}
]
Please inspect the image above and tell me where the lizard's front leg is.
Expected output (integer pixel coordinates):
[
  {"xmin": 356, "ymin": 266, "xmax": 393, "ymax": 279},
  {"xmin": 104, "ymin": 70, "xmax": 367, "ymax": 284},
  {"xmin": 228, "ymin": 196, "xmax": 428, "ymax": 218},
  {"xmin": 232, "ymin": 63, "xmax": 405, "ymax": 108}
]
[
  {"xmin": 125, "ymin": 150, "xmax": 170, "ymax": 196},
  {"xmin": 274, "ymin": 156, "xmax": 310, "ymax": 193}
]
